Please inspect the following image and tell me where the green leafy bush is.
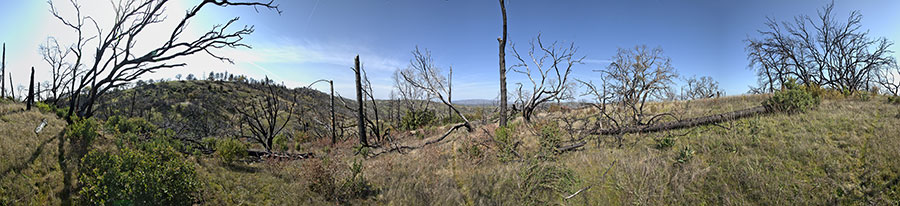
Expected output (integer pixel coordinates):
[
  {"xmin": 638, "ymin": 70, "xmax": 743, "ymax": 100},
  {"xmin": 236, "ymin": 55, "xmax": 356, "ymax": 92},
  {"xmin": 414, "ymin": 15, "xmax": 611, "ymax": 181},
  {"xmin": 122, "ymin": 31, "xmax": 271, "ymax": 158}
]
[
  {"xmin": 887, "ymin": 96, "xmax": 900, "ymax": 104},
  {"xmin": 216, "ymin": 138, "xmax": 248, "ymax": 164},
  {"xmin": 400, "ymin": 109, "xmax": 435, "ymax": 130},
  {"xmin": 765, "ymin": 79, "xmax": 821, "ymax": 113},
  {"xmin": 105, "ymin": 115, "xmax": 157, "ymax": 135},
  {"xmin": 66, "ymin": 117, "xmax": 100, "ymax": 147},
  {"xmin": 274, "ymin": 134, "xmax": 289, "ymax": 153},
  {"xmin": 78, "ymin": 147, "xmax": 199, "ymax": 205},
  {"xmin": 34, "ymin": 102, "xmax": 67, "ymax": 118}
]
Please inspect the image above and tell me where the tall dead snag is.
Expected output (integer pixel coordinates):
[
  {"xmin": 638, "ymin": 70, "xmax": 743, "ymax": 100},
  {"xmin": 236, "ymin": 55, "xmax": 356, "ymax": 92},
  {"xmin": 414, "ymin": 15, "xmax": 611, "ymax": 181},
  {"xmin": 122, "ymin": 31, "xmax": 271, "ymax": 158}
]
[
  {"xmin": 1, "ymin": 43, "xmax": 5, "ymax": 99},
  {"xmin": 509, "ymin": 34, "xmax": 584, "ymax": 123},
  {"xmin": 27, "ymin": 67, "xmax": 35, "ymax": 110},
  {"xmin": 681, "ymin": 75, "xmax": 723, "ymax": 100},
  {"xmin": 234, "ymin": 77, "xmax": 297, "ymax": 154},
  {"xmin": 353, "ymin": 55, "xmax": 369, "ymax": 147},
  {"xmin": 399, "ymin": 47, "xmax": 472, "ymax": 143},
  {"xmin": 48, "ymin": 0, "xmax": 280, "ymax": 119},
  {"xmin": 498, "ymin": 0, "xmax": 509, "ymax": 127},
  {"xmin": 746, "ymin": 1, "xmax": 893, "ymax": 94}
]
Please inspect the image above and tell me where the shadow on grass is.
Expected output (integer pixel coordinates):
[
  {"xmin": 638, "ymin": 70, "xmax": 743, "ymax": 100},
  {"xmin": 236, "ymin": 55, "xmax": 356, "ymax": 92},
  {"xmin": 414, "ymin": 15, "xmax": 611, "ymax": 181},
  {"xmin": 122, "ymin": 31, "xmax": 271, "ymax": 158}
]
[
  {"xmin": 0, "ymin": 130, "xmax": 56, "ymax": 178},
  {"xmin": 56, "ymin": 128, "xmax": 91, "ymax": 206}
]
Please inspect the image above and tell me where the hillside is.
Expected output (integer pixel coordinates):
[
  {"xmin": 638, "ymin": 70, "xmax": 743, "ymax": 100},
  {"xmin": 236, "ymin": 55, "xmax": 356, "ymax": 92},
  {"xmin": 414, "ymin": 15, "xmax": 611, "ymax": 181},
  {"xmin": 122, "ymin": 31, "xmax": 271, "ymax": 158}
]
[{"xmin": 5, "ymin": 93, "xmax": 899, "ymax": 205}]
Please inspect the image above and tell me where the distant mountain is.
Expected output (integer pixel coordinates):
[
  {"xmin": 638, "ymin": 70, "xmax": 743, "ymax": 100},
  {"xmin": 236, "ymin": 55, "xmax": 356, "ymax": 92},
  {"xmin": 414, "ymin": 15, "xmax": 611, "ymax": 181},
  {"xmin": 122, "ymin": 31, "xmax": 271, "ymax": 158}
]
[{"xmin": 453, "ymin": 99, "xmax": 497, "ymax": 106}]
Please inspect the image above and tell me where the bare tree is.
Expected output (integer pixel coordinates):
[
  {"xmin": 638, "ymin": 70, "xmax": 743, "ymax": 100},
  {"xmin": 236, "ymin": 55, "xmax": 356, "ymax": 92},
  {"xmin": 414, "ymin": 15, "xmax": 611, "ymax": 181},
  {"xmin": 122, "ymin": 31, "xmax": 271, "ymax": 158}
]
[
  {"xmin": 48, "ymin": 0, "xmax": 280, "ymax": 120},
  {"xmin": 509, "ymin": 34, "xmax": 583, "ymax": 123},
  {"xmin": 498, "ymin": 0, "xmax": 509, "ymax": 127},
  {"xmin": 746, "ymin": 1, "xmax": 894, "ymax": 94},
  {"xmin": 600, "ymin": 45, "xmax": 678, "ymax": 126},
  {"xmin": 876, "ymin": 62, "xmax": 900, "ymax": 96},
  {"xmin": 681, "ymin": 75, "xmax": 723, "ymax": 100},
  {"xmin": 39, "ymin": 37, "xmax": 76, "ymax": 105},
  {"xmin": 234, "ymin": 77, "xmax": 297, "ymax": 153},
  {"xmin": 399, "ymin": 47, "xmax": 472, "ymax": 138},
  {"xmin": 27, "ymin": 67, "xmax": 35, "ymax": 110}
]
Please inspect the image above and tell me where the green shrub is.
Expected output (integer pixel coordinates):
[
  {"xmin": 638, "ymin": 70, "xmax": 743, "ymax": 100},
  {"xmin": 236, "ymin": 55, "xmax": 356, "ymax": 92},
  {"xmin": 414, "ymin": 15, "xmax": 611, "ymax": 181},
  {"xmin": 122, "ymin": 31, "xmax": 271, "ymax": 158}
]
[
  {"xmin": 66, "ymin": 117, "xmax": 100, "ymax": 147},
  {"xmin": 887, "ymin": 96, "xmax": 900, "ymax": 104},
  {"xmin": 654, "ymin": 134, "xmax": 677, "ymax": 150},
  {"xmin": 536, "ymin": 122, "xmax": 561, "ymax": 159},
  {"xmin": 765, "ymin": 79, "xmax": 820, "ymax": 113},
  {"xmin": 34, "ymin": 102, "xmax": 67, "ymax": 118},
  {"xmin": 517, "ymin": 162, "xmax": 580, "ymax": 205},
  {"xmin": 494, "ymin": 125, "xmax": 520, "ymax": 162},
  {"xmin": 400, "ymin": 109, "xmax": 435, "ymax": 130},
  {"xmin": 105, "ymin": 115, "xmax": 157, "ymax": 135},
  {"xmin": 216, "ymin": 138, "xmax": 248, "ymax": 164},
  {"xmin": 274, "ymin": 134, "xmax": 289, "ymax": 153},
  {"xmin": 78, "ymin": 147, "xmax": 199, "ymax": 205}
]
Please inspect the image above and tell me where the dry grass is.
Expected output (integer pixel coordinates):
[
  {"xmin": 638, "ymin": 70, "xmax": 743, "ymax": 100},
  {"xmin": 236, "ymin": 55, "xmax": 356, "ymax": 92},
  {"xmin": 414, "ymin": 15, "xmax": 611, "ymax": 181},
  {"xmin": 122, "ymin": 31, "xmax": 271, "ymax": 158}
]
[{"xmin": 3, "ymin": 94, "xmax": 899, "ymax": 205}]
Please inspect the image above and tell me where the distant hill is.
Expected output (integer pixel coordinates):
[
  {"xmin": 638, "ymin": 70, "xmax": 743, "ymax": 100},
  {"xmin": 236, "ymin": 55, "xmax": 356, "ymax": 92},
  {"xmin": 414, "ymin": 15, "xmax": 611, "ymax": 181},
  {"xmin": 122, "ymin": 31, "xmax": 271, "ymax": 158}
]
[{"xmin": 453, "ymin": 99, "xmax": 497, "ymax": 106}]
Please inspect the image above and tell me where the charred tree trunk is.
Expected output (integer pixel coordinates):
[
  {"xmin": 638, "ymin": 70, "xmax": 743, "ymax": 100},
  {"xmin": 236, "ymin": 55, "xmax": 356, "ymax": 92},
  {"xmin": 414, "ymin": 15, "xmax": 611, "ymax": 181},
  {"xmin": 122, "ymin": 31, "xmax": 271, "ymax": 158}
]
[
  {"xmin": 498, "ymin": 0, "xmax": 509, "ymax": 127},
  {"xmin": 1, "ymin": 43, "xmax": 5, "ymax": 99},
  {"xmin": 330, "ymin": 80, "xmax": 337, "ymax": 145},
  {"xmin": 354, "ymin": 55, "xmax": 369, "ymax": 147},
  {"xmin": 27, "ymin": 67, "xmax": 34, "ymax": 110},
  {"xmin": 8, "ymin": 75, "xmax": 14, "ymax": 101},
  {"xmin": 448, "ymin": 66, "xmax": 452, "ymax": 118},
  {"xmin": 592, "ymin": 106, "xmax": 771, "ymax": 135}
]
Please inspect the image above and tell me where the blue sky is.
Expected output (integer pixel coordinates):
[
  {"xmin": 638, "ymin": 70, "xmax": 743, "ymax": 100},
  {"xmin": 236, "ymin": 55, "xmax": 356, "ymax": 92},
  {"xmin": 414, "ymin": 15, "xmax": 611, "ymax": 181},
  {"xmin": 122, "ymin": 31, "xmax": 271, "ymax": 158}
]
[{"xmin": 1, "ymin": 0, "xmax": 898, "ymax": 99}]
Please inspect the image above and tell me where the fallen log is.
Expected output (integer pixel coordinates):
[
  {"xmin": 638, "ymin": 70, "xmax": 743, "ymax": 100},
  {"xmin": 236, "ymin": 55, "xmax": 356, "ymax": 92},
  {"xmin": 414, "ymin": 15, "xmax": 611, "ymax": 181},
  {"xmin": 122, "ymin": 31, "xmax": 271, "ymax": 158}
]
[
  {"xmin": 247, "ymin": 149, "xmax": 314, "ymax": 161},
  {"xmin": 557, "ymin": 141, "xmax": 586, "ymax": 152},
  {"xmin": 592, "ymin": 105, "xmax": 771, "ymax": 135}
]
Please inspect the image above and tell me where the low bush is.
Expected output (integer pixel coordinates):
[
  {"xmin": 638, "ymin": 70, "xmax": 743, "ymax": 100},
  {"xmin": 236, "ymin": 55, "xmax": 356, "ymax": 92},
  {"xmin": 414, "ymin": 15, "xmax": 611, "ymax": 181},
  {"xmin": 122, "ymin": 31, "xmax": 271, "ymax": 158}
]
[
  {"xmin": 887, "ymin": 96, "xmax": 900, "ymax": 104},
  {"xmin": 78, "ymin": 147, "xmax": 199, "ymax": 205},
  {"xmin": 654, "ymin": 134, "xmax": 677, "ymax": 150},
  {"xmin": 536, "ymin": 122, "xmax": 561, "ymax": 159},
  {"xmin": 66, "ymin": 117, "xmax": 100, "ymax": 148},
  {"xmin": 34, "ymin": 102, "xmax": 67, "ymax": 118},
  {"xmin": 675, "ymin": 146, "xmax": 695, "ymax": 164},
  {"xmin": 400, "ymin": 109, "xmax": 435, "ymax": 130},
  {"xmin": 216, "ymin": 138, "xmax": 248, "ymax": 164},
  {"xmin": 494, "ymin": 125, "xmax": 520, "ymax": 162},
  {"xmin": 765, "ymin": 79, "xmax": 821, "ymax": 113},
  {"xmin": 105, "ymin": 115, "xmax": 157, "ymax": 135}
]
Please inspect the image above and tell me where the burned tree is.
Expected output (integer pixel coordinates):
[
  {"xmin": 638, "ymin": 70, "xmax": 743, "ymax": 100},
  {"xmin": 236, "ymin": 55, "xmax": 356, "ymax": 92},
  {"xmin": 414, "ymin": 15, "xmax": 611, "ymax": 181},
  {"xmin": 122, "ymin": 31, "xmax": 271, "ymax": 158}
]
[
  {"xmin": 48, "ymin": 0, "xmax": 280, "ymax": 120},
  {"xmin": 234, "ymin": 77, "xmax": 297, "ymax": 154},
  {"xmin": 1, "ymin": 43, "xmax": 5, "ymax": 98},
  {"xmin": 681, "ymin": 75, "xmax": 723, "ymax": 100},
  {"xmin": 509, "ymin": 34, "xmax": 583, "ymax": 123},
  {"xmin": 27, "ymin": 67, "xmax": 35, "ymax": 110},
  {"xmin": 876, "ymin": 62, "xmax": 900, "ymax": 96},
  {"xmin": 498, "ymin": 0, "xmax": 509, "ymax": 127},
  {"xmin": 39, "ymin": 37, "xmax": 75, "ymax": 105},
  {"xmin": 746, "ymin": 1, "xmax": 894, "ymax": 94},
  {"xmin": 399, "ymin": 47, "xmax": 472, "ymax": 140},
  {"xmin": 353, "ymin": 55, "xmax": 369, "ymax": 147},
  {"xmin": 598, "ymin": 45, "xmax": 677, "ymax": 126}
]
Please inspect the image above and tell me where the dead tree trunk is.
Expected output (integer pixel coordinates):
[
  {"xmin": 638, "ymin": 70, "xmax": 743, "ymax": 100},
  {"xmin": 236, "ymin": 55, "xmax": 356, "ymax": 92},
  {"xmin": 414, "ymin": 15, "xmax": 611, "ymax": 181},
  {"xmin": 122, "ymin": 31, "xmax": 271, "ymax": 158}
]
[
  {"xmin": 1, "ymin": 43, "xmax": 5, "ymax": 99},
  {"xmin": 354, "ymin": 55, "xmax": 369, "ymax": 146},
  {"xmin": 498, "ymin": 0, "xmax": 509, "ymax": 127},
  {"xmin": 592, "ymin": 106, "xmax": 771, "ymax": 135},
  {"xmin": 27, "ymin": 67, "xmax": 34, "ymax": 110},
  {"xmin": 8, "ymin": 75, "xmax": 14, "ymax": 101},
  {"xmin": 448, "ymin": 66, "xmax": 452, "ymax": 118},
  {"xmin": 330, "ymin": 80, "xmax": 337, "ymax": 145}
]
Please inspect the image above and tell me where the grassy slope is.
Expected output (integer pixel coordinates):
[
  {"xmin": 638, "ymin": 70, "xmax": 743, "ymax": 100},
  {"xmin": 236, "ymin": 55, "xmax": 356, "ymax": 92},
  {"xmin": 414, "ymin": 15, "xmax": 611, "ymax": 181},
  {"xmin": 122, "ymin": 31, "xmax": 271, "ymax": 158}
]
[
  {"xmin": 0, "ymin": 100, "xmax": 72, "ymax": 205},
  {"xmin": 3, "ymin": 94, "xmax": 899, "ymax": 205}
]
